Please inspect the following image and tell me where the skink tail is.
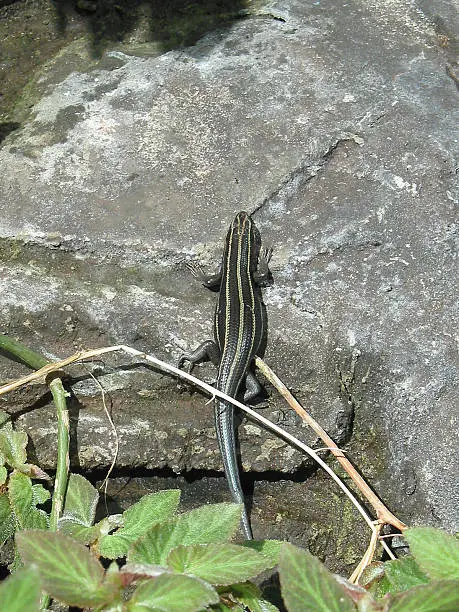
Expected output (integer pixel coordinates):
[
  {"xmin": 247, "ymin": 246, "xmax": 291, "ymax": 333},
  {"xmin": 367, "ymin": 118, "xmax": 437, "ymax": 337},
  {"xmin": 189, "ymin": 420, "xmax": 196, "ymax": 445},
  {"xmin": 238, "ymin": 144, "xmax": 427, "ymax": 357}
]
[{"xmin": 215, "ymin": 400, "xmax": 253, "ymax": 540}]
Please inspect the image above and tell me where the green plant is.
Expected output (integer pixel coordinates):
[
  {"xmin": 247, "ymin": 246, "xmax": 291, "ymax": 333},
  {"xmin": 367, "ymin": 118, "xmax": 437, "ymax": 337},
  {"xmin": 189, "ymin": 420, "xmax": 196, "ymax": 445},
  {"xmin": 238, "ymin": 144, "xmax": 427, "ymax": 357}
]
[
  {"xmin": 2, "ymin": 494, "xmax": 459, "ymax": 612},
  {"xmin": 278, "ymin": 527, "xmax": 459, "ymax": 612},
  {"xmin": 0, "ymin": 410, "xmax": 50, "ymax": 570},
  {"xmin": 1, "ymin": 474, "xmax": 281, "ymax": 611},
  {"xmin": 1, "ymin": 337, "xmax": 458, "ymax": 611}
]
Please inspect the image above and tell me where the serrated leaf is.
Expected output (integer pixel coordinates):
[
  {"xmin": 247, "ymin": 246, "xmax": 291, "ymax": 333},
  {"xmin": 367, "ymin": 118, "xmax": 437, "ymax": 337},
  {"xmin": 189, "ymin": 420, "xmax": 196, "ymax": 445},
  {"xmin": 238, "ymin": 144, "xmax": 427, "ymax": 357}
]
[
  {"xmin": 15, "ymin": 530, "xmax": 119, "ymax": 607},
  {"xmin": 224, "ymin": 582, "xmax": 280, "ymax": 612},
  {"xmin": 405, "ymin": 527, "xmax": 459, "ymax": 580},
  {"xmin": 19, "ymin": 463, "xmax": 51, "ymax": 480},
  {"xmin": 59, "ymin": 473, "xmax": 99, "ymax": 528},
  {"xmin": 0, "ymin": 409, "xmax": 10, "ymax": 427},
  {"xmin": 0, "ymin": 492, "xmax": 16, "ymax": 545},
  {"xmin": 384, "ymin": 556, "xmax": 429, "ymax": 592},
  {"xmin": 128, "ymin": 503, "xmax": 243, "ymax": 566},
  {"xmin": 8, "ymin": 471, "xmax": 48, "ymax": 530},
  {"xmin": 359, "ymin": 562, "xmax": 385, "ymax": 588},
  {"xmin": 279, "ymin": 543, "xmax": 355, "ymax": 612},
  {"xmin": 0, "ymin": 425, "xmax": 27, "ymax": 468},
  {"xmin": 167, "ymin": 543, "xmax": 271, "ymax": 585},
  {"xmin": 0, "ymin": 464, "xmax": 7, "ymax": 485},
  {"xmin": 241, "ymin": 540, "xmax": 283, "ymax": 565},
  {"xmin": 58, "ymin": 519, "xmax": 100, "ymax": 545},
  {"xmin": 388, "ymin": 579, "xmax": 459, "ymax": 611},
  {"xmin": 129, "ymin": 573, "xmax": 219, "ymax": 612},
  {"xmin": 99, "ymin": 490, "xmax": 181, "ymax": 559},
  {"xmin": 32, "ymin": 484, "xmax": 51, "ymax": 505},
  {"xmin": 0, "ymin": 565, "xmax": 42, "ymax": 612},
  {"xmin": 121, "ymin": 562, "xmax": 168, "ymax": 580}
]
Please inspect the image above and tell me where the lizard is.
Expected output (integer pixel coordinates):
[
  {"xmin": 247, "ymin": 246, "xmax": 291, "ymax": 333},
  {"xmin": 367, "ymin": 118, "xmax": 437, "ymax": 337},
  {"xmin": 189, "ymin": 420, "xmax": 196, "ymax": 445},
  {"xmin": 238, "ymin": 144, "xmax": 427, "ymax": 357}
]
[{"xmin": 178, "ymin": 211, "xmax": 272, "ymax": 539}]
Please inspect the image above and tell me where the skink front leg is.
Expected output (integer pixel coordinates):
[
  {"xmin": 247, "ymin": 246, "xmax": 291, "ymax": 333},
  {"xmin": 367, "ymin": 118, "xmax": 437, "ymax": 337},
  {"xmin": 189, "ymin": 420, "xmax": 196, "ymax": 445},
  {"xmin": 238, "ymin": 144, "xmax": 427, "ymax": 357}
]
[
  {"xmin": 253, "ymin": 247, "xmax": 273, "ymax": 286},
  {"xmin": 187, "ymin": 261, "xmax": 222, "ymax": 291}
]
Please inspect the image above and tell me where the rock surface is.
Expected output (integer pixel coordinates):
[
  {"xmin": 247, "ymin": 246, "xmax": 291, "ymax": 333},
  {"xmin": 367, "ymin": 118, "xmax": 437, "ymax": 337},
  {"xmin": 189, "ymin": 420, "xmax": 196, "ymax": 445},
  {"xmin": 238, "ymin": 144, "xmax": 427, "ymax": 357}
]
[{"xmin": 0, "ymin": 0, "xmax": 458, "ymax": 558}]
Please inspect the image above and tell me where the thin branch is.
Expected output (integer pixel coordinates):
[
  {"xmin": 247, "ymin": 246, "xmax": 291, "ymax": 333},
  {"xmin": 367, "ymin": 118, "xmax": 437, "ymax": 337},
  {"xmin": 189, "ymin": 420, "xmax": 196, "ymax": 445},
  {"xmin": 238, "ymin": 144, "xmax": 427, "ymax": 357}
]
[
  {"xmin": 0, "ymin": 345, "xmax": 119, "ymax": 395},
  {"xmin": 255, "ymin": 357, "xmax": 406, "ymax": 532},
  {"xmin": 83, "ymin": 367, "xmax": 119, "ymax": 500}
]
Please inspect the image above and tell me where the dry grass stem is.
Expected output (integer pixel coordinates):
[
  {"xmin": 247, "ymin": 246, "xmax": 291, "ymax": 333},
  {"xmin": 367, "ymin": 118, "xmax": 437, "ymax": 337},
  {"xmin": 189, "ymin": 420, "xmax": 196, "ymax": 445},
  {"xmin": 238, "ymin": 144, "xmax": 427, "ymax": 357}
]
[
  {"xmin": 255, "ymin": 357, "xmax": 406, "ymax": 533},
  {"xmin": 83, "ymin": 367, "xmax": 119, "ymax": 500},
  {"xmin": 349, "ymin": 521, "xmax": 383, "ymax": 583}
]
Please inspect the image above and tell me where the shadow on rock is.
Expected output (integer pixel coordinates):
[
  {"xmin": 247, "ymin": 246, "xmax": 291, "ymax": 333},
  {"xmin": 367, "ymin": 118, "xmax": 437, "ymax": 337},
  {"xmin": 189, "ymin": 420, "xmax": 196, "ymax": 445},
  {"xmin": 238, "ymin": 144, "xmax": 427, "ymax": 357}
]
[
  {"xmin": 0, "ymin": 122, "xmax": 20, "ymax": 144},
  {"xmin": 51, "ymin": 0, "xmax": 248, "ymax": 57}
]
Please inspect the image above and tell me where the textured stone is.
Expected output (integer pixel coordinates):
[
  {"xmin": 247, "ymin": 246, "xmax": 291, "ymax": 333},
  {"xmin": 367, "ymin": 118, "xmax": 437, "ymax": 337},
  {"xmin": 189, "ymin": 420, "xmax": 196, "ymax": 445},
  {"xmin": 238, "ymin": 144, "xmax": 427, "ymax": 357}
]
[{"xmin": 0, "ymin": 0, "xmax": 457, "ymax": 550}]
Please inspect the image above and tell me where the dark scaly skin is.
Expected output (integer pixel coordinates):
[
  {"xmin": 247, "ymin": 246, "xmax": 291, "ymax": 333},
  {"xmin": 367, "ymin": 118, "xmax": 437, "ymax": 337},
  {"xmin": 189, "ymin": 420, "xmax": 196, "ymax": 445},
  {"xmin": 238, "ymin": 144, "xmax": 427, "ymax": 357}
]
[{"xmin": 179, "ymin": 212, "xmax": 271, "ymax": 539}]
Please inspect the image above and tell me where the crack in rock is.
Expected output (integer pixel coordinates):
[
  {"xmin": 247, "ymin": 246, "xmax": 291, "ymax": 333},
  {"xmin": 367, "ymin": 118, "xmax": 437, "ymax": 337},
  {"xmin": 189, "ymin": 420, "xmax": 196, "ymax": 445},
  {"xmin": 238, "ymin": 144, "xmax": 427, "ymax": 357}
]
[{"xmin": 256, "ymin": 135, "xmax": 364, "ymax": 214}]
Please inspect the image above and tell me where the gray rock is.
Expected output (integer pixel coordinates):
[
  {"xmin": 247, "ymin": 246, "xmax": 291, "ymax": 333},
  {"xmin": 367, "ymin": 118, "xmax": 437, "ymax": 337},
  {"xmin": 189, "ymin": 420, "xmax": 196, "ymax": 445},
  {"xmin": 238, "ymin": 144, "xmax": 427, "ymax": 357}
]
[{"xmin": 0, "ymin": 0, "xmax": 457, "ymax": 554}]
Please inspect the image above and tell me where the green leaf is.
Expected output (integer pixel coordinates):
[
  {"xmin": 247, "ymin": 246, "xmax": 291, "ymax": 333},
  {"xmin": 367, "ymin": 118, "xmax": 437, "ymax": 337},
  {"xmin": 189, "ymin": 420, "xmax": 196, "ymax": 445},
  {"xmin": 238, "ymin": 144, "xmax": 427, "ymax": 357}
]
[
  {"xmin": 405, "ymin": 527, "xmax": 459, "ymax": 580},
  {"xmin": 57, "ymin": 475, "xmax": 104, "ymax": 544},
  {"xmin": 129, "ymin": 503, "xmax": 242, "ymax": 566},
  {"xmin": 31, "ymin": 484, "xmax": 50, "ymax": 506},
  {"xmin": 58, "ymin": 520, "xmax": 100, "ymax": 545},
  {"xmin": 0, "ymin": 420, "xmax": 28, "ymax": 468},
  {"xmin": 17, "ymin": 464, "xmax": 51, "ymax": 480},
  {"xmin": 279, "ymin": 543, "xmax": 355, "ymax": 612},
  {"xmin": 224, "ymin": 582, "xmax": 280, "ymax": 611},
  {"xmin": 0, "ymin": 492, "xmax": 16, "ymax": 545},
  {"xmin": 59, "ymin": 473, "xmax": 99, "ymax": 527},
  {"xmin": 360, "ymin": 562, "xmax": 391, "ymax": 598},
  {"xmin": 388, "ymin": 579, "xmax": 459, "ymax": 611},
  {"xmin": 384, "ymin": 556, "xmax": 429, "ymax": 592},
  {"xmin": 100, "ymin": 490, "xmax": 181, "ymax": 559},
  {"xmin": 15, "ymin": 530, "xmax": 119, "ymax": 607},
  {"xmin": 0, "ymin": 464, "xmax": 7, "ymax": 485},
  {"xmin": 121, "ymin": 562, "xmax": 167, "ymax": 580},
  {"xmin": 167, "ymin": 543, "xmax": 272, "ymax": 585},
  {"xmin": 0, "ymin": 409, "xmax": 10, "ymax": 427},
  {"xmin": 8, "ymin": 471, "xmax": 48, "ymax": 530},
  {"xmin": 128, "ymin": 573, "xmax": 219, "ymax": 612},
  {"xmin": 0, "ymin": 565, "xmax": 42, "ymax": 612},
  {"xmin": 241, "ymin": 540, "xmax": 283, "ymax": 565}
]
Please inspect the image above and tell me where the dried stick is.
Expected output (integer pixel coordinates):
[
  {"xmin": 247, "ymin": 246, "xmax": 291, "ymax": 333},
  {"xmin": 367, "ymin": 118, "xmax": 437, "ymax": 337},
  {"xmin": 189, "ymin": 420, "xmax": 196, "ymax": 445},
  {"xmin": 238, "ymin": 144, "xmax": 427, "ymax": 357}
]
[
  {"xmin": 256, "ymin": 357, "xmax": 406, "ymax": 533},
  {"xmin": 349, "ymin": 521, "xmax": 383, "ymax": 584}
]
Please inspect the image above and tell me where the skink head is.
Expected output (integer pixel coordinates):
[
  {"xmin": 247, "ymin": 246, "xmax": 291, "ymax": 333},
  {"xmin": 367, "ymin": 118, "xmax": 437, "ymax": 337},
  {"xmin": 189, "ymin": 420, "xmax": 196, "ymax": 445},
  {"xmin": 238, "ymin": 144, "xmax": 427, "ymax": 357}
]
[
  {"xmin": 226, "ymin": 212, "xmax": 262, "ymax": 267},
  {"xmin": 230, "ymin": 211, "xmax": 260, "ymax": 244},
  {"xmin": 231, "ymin": 211, "xmax": 250, "ymax": 229}
]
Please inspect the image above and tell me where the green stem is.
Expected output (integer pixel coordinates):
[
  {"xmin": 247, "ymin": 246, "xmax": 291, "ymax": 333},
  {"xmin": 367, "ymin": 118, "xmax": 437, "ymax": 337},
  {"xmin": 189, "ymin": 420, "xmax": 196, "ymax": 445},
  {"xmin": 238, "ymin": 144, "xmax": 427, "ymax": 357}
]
[
  {"xmin": 49, "ymin": 378, "xmax": 70, "ymax": 531},
  {"xmin": 0, "ymin": 334, "xmax": 48, "ymax": 370},
  {"xmin": 0, "ymin": 335, "xmax": 70, "ymax": 526},
  {"xmin": 0, "ymin": 335, "xmax": 70, "ymax": 610}
]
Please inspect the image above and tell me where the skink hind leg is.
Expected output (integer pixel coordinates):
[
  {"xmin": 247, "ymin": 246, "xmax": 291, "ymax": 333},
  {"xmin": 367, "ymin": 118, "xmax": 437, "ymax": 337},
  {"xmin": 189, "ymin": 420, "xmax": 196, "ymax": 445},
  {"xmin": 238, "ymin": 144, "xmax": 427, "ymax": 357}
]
[
  {"xmin": 178, "ymin": 340, "xmax": 220, "ymax": 371},
  {"xmin": 244, "ymin": 370, "xmax": 263, "ymax": 403}
]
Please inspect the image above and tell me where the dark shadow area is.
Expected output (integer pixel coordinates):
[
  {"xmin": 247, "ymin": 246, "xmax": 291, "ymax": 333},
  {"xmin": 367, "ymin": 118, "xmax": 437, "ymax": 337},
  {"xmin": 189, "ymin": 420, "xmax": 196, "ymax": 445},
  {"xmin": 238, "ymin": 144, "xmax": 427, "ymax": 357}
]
[
  {"xmin": 51, "ymin": 0, "xmax": 248, "ymax": 57},
  {"xmin": 0, "ymin": 122, "xmax": 20, "ymax": 144}
]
